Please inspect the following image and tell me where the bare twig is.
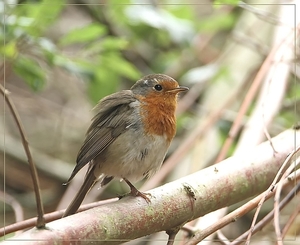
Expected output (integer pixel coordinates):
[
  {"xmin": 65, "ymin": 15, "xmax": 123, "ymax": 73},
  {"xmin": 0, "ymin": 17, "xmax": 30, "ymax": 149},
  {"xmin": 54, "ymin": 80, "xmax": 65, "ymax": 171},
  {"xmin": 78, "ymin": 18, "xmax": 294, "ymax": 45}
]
[
  {"xmin": 0, "ymin": 197, "xmax": 117, "ymax": 237},
  {"xmin": 215, "ymin": 75, "xmax": 262, "ymax": 163},
  {"xmin": 0, "ymin": 84, "xmax": 45, "ymax": 228},
  {"xmin": 176, "ymin": 79, "xmax": 207, "ymax": 116},
  {"xmin": 0, "ymin": 190, "xmax": 24, "ymax": 235},
  {"xmin": 235, "ymin": 20, "xmax": 297, "ymax": 154},
  {"xmin": 245, "ymin": 146, "xmax": 300, "ymax": 245},
  {"xmin": 238, "ymin": 1, "xmax": 292, "ymax": 27},
  {"xmin": 273, "ymin": 147, "xmax": 300, "ymax": 245},
  {"xmin": 4, "ymin": 129, "xmax": 298, "ymax": 243},
  {"xmin": 281, "ymin": 199, "xmax": 300, "ymax": 238},
  {"xmin": 229, "ymin": 179, "xmax": 300, "ymax": 245},
  {"xmin": 216, "ymin": 25, "xmax": 296, "ymax": 163},
  {"xmin": 166, "ymin": 227, "xmax": 180, "ymax": 245},
  {"xmin": 181, "ymin": 224, "xmax": 195, "ymax": 238},
  {"xmin": 216, "ymin": 230, "xmax": 230, "ymax": 245},
  {"xmin": 185, "ymin": 169, "xmax": 300, "ymax": 245}
]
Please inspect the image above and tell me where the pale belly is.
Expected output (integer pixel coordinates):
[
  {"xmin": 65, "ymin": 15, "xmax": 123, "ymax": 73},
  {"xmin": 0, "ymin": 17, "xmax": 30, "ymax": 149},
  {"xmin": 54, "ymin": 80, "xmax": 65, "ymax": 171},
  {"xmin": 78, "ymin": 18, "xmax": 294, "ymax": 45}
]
[{"xmin": 93, "ymin": 130, "xmax": 170, "ymax": 183}]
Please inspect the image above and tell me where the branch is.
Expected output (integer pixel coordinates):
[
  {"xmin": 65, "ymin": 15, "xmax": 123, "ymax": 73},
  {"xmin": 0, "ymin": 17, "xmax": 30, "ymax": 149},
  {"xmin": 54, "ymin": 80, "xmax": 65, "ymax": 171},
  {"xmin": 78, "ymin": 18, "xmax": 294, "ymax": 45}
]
[
  {"xmin": 2, "ymin": 129, "xmax": 299, "ymax": 244},
  {"xmin": 0, "ymin": 84, "xmax": 45, "ymax": 228},
  {"xmin": 0, "ymin": 191, "xmax": 24, "ymax": 226},
  {"xmin": 229, "ymin": 178, "xmax": 300, "ymax": 245},
  {"xmin": 244, "ymin": 146, "xmax": 300, "ymax": 244},
  {"xmin": 0, "ymin": 198, "xmax": 117, "ymax": 237},
  {"xmin": 216, "ymin": 23, "xmax": 295, "ymax": 162}
]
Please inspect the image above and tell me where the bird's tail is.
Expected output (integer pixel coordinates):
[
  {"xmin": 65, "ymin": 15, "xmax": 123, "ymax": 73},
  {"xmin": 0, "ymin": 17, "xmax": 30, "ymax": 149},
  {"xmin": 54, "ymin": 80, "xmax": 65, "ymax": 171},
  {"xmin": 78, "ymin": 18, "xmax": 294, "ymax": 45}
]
[{"xmin": 62, "ymin": 166, "xmax": 97, "ymax": 217}]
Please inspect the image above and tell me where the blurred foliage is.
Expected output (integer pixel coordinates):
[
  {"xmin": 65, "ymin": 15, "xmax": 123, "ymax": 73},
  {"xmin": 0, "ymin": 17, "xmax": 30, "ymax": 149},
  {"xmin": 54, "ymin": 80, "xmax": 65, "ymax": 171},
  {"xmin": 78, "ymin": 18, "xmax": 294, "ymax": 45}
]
[
  {"xmin": 1, "ymin": 1, "xmax": 238, "ymax": 103},
  {"xmin": 2, "ymin": 2, "xmax": 299, "ymax": 241},
  {"xmin": 2, "ymin": 0, "xmax": 65, "ymax": 91},
  {"xmin": 3, "ymin": 1, "xmax": 296, "ymax": 149},
  {"xmin": 214, "ymin": 0, "xmax": 239, "ymax": 5},
  {"xmin": 13, "ymin": 55, "xmax": 46, "ymax": 91}
]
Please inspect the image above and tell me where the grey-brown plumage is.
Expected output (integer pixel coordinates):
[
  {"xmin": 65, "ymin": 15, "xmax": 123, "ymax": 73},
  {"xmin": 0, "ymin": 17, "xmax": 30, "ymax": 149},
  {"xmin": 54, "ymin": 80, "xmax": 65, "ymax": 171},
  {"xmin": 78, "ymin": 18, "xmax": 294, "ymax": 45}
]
[
  {"xmin": 63, "ymin": 91, "xmax": 136, "ymax": 217},
  {"xmin": 65, "ymin": 91, "xmax": 136, "ymax": 183},
  {"xmin": 63, "ymin": 74, "xmax": 188, "ymax": 217}
]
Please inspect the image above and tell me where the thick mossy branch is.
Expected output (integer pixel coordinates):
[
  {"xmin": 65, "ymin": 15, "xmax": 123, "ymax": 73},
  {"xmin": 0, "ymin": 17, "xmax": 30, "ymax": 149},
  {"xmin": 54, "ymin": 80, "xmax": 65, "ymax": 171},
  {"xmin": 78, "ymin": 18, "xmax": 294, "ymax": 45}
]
[{"xmin": 3, "ymin": 129, "xmax": 299, "ymax": 245}]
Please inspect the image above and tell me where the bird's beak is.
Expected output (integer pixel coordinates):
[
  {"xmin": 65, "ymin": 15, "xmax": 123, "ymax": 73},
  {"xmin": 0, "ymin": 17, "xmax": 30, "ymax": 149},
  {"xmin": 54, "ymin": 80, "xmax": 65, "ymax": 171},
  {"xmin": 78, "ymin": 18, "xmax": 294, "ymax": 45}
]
[{"xmin": 167, "ymin": 86, "xmax": 189, "ymax": 93}]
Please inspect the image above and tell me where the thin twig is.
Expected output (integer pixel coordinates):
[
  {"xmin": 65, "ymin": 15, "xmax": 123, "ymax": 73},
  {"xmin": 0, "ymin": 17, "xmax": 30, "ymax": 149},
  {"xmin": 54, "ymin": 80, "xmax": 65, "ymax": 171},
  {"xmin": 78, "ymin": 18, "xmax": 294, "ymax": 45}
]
[
  {"xmin": 181, "ymin": 224, "xmax": 195, "ymax": 237},
  {"xmin": 0, "ymin": 190, "xmax": 24, "ymax": 235},
  {"xmin": 166, "ymin": 227, "xmax": 180, "ymax": 245},
  {"xmin": 0, "ymin": 84, "xmax": 45, "ymax": 228},
  {"xmin": 263, "ymin": 124, "xmax": 277, "ymax": 154},
  {"xmin": 238, "ymin": 1, "xmax": 292, "ymax": 27},
  {"xmin": 273, "ymin": 147, "xmax": 300, "ymax": 245},
  {"xmin": 245, "ymin": 146, "xmax": 300, "ymax": 245},
  {"xmin": 216, "ymin": 27, "xmax": 295, "ymax": 163},
  {"xmin": 0, "ymin": 192, "xmax": 24, "ymax": 223},
  {"xmin": 217, "ymin": 230, "xmax": 230, "ymax": 245},
  {"xmin": 176, "ymin": 79, "xmax": 207, "ymax": 116},
  {"xmin": 281, "ymin": 200, "xmax": 300, "ymax": 238},
  {"xmin": 0, "ymin": 197, "xmax": 117, "ymax": 237},
  {"xmin": 229, "ymin": 180, "xmax": 300, "ymax": 245},
  {"xmin": 184, "ymin": 169, "xmax": 300, "ymax": 245}
]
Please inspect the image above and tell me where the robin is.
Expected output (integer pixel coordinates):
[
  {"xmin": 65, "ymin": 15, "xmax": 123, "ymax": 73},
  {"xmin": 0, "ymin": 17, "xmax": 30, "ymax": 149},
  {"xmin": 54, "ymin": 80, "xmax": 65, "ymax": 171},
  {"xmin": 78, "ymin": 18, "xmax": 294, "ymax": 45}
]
[{"xmin": 63, "ymin": 74, "xmax": 188, "ymax": 217}]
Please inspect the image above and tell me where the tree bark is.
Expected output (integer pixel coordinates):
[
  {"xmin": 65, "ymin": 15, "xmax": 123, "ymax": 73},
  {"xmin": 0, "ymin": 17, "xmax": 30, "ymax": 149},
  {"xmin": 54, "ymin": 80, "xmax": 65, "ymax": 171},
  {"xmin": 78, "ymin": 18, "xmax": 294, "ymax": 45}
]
[{"xmin": 3, "ymin": 128, "xmax": 299, "ymax": 245}]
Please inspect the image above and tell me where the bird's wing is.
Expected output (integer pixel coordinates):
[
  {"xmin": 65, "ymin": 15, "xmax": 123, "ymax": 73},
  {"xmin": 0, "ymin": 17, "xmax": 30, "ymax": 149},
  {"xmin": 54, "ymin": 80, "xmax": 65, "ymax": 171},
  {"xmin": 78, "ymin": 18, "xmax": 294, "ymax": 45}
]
[{"xmin": 66, "ymin": 90, "xmax": 137, "ymax": 182}]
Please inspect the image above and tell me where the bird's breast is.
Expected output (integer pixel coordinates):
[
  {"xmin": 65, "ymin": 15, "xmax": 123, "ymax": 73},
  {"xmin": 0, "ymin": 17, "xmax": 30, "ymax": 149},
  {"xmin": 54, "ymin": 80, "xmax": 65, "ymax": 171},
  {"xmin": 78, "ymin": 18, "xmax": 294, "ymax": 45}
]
[
  {"xmin": 94, "ymin": 129, "xmax": 169, "ymax": 182},
  {"xmin": 135, "ymin": 95, "xmax": 177, "ymax": 142},
  {"xmin": 93, "ymin": 98, "xmax": 175, "ymax": 182}
]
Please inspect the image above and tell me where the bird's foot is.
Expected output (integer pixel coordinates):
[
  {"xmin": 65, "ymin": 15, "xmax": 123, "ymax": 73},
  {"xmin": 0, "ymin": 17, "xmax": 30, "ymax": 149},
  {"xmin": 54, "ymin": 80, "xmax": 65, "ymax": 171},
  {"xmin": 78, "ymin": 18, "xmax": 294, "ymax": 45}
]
[
  {"xmin": 130, "ymin": 187, "xmax": 152, "ymax": 203},
  {"xmin": 120, "ymin": 178, "xmax": 152, "ymax": 203}
]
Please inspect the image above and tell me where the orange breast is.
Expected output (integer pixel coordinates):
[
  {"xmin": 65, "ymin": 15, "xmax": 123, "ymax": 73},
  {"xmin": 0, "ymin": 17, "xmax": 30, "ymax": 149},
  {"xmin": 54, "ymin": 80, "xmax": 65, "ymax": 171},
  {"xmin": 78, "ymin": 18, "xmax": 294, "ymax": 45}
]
[{"xmin": 137, "ymin": 92, "xmax": 177, "ymax": 143}]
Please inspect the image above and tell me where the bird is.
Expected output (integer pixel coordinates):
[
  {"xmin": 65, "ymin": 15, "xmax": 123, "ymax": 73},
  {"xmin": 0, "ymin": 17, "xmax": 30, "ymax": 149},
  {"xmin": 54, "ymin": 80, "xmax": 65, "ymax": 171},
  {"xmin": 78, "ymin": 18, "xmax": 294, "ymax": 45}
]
[{"xmin": 62, "ymin": 74, "xmax": 188, "ymax": 217}]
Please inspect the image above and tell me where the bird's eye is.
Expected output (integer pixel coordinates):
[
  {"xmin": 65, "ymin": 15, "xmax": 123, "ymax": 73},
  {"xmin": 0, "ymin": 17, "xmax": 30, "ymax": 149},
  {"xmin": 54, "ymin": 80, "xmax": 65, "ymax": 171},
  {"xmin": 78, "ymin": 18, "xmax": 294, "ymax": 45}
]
[{"xmin": 154, "ymin": 84, "xmax": 163, "ymax": 91}]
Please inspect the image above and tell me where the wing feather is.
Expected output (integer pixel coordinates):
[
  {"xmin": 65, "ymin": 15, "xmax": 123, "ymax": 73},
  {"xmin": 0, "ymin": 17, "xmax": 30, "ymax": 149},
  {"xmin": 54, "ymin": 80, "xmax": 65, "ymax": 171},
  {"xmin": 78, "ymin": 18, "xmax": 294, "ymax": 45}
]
[{"xmin": 66, "ymin": 90, "xmax": 137, "ymax": 182}]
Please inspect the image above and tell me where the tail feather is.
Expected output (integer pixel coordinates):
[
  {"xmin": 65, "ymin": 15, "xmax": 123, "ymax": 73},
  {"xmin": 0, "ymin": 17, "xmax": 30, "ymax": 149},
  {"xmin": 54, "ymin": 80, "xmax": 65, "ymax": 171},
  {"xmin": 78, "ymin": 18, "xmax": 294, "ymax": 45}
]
[{"xmin": 63, "ymin": 166, "xmax": 97, "ymax": 217}]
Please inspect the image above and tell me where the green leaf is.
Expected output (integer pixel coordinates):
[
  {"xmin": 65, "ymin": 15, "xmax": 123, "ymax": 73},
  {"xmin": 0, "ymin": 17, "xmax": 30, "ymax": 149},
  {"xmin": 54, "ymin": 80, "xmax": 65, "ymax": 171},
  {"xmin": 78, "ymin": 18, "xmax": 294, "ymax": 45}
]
[
  {"xmin": 214, "ymin": 0, "xmax": 239, "ymax": 5},
  {"xmin": 13, "ymin": 0, "xmax": 65, "ymax": 36},
  {"xmin": 88, "ymin": 68, "xmax": 119, "ymax": 103},
  {"xmin": 101, "ymin": 53, "xmax": 141, "ymax": 80},
  {"xmin": 166, "ymin": 4, "xmax": 195, "ymax": 20},
  {"xmin": 125, "ymin": 5, "xmax": 195, "ymax": 43},
  {"xmin": 33, "ymin": 0, "xmax": 64, "ymax": 26},
  {"xmin": 100, "ymin": 37, "xmax": 129, "ymax": 50},
  {"xmin": 13, "ymin": 55, "xmax": 46, "ymax": 91},
  {"xmin": 60, "ymin": 24, "xmax": 107, "ymax": 46},
  {"xmin": 81, "ymin": 37, "xmax": 129, "ymax": 57},
  {"xmin": 53, "ymin": 55, "xmax": 94, "ymax": 78},
  {"xmin": 0, "ymin": 41, "xmax": 18, "ymax": 58},
  {"xmin": 198, "ymin": 13, "xmax": 236, "ymax": 32}
]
